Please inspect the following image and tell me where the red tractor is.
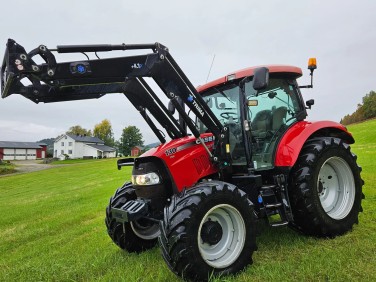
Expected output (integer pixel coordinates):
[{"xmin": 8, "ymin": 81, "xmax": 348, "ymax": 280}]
[{"xmin": 2, "ymin": 39, "xmax": 364, "ymax": 281}]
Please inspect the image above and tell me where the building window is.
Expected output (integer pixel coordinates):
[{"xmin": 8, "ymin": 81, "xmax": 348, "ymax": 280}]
[
  {"xmin": 61, "ymin": 150, "xmax": 64, "ymax": 154},
  {"xmin": 68, "ymin": 150, "xmax": 73, "ymax": 154},
  {"xmin": 61, "ymin": 142, "xmax": 64, "ymax": 146},
  {"xmin": 68, "ymin": 142, "xmax": 73, "ymax": 146}
]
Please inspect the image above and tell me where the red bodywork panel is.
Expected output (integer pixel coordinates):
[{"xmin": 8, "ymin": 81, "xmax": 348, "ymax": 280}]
[
  {"xmin": 197, "ymin": 65, "xmax": 302, "ymax": 93},
  {"xmin": 141, "ymin": 133, "xmax": 218, "ymax": 192},
  {"xmin": 275, "ymin": 120, "xmax": 354, "ymax": 167}
]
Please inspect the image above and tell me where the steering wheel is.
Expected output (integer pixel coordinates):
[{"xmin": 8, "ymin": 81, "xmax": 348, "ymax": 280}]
[{"xmin": 220, "ymin": 112, "xmax": 238, "ymax": 120}]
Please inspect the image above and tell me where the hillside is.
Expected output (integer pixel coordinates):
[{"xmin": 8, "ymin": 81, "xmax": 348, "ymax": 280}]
[{"xmin": 347, "ymin": 118, "xmax": 376, "ymax": 146}]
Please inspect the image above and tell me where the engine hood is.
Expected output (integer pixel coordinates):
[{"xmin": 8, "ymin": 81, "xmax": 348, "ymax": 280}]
[{"xmin": 140, "ymin": 133, "xmax": 218, "ymax": 191}]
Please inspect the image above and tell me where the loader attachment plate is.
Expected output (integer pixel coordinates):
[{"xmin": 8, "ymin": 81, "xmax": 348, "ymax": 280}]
[{"xmin": 112, "ymin": 199, "xmax": 148, "ymax": 223}]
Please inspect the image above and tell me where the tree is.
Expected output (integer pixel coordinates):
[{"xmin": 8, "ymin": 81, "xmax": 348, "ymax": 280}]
[
  {"xmin": 362, "ymin": 91, "xmax": 376, "ymax": 119},
  {"xmin": 93, "ymin": 119, "xmax": 115, "ymax": 146},
  {"xmin": 66, "ymin": 125, "xmax": 92, "ymax": 136},
  {"xmin": 119, "ymin": 126, "xmax": 144, "ymax": 156},
  {"xmin": 341, "ymin": 90, "xmax": 376, "ymax": 125}
]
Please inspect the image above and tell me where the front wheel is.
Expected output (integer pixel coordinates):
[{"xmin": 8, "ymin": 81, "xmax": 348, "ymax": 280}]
[
  {"xmin": 105, "ymin": 182, "xmax": 159, "ymax": 253},
  {"xmin": 289, "ymin": 137, "xmax": 364, "ymax": 237},
  {"xmin": 159, "ymin": 181, "xmax": 257, "ymax": 281}
]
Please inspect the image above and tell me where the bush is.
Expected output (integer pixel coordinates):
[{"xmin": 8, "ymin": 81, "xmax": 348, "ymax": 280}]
[{"xmin": 0, "ymin": 162, "xmax": 16, "ymax": 175}]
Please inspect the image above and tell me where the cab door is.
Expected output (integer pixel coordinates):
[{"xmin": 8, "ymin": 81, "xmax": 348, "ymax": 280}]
[{"xmin": 245, "ymin": 78, "xmax": 303, "ymax": 170}]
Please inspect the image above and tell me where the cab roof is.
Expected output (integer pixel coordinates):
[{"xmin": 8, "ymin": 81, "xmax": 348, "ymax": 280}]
[{"xmin": 197, "ymin": 65, "xmax": 302, "ymax": 93}]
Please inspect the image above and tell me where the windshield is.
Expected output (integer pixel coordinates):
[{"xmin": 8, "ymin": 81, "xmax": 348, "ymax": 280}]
[
  {"xmin": 198, "ymin": 83, "xmax": 246, "ymax": 165},
  {"xmin": 198, "ymin": 83, "xmax": 240, "ymax": 133}
]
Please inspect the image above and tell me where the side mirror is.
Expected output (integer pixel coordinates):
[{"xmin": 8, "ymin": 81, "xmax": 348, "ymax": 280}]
[
  {"xmin": 253, "ymin": 67, "xmax": 269, "ymax": 90},
  {"xmin": 306, "ymin": 99, "xmax": 314, "ymax": 109}
]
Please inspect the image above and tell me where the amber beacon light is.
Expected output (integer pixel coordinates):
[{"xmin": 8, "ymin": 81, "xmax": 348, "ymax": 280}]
[{"xmin": 308, "ymin": 57, "xmax": 317, "ymax": 70}]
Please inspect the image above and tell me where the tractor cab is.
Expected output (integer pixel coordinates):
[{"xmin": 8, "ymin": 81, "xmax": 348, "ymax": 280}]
[{"xmin": 197, "ymin": 66, "xmax": 305, "ymax": 170}]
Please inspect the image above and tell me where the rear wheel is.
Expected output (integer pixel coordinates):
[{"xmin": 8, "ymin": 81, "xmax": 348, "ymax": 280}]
[
  {"xmin": 105, "ymin": 182, "xmax": 159, "ymax": 252},
  {"xmin": 159, "ymin": 181, "xmax": 257, "ymax": 281},
  {"xmin": 289, "ymin": 137, "xmax": 364, "ymax": 237}
]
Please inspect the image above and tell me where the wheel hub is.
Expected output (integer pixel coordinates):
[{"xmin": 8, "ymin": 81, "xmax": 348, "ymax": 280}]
[
  {"xmin": 198, "ymin": 204, "xmax": 246, "ymax": 268},
  {"xmin": 318, "ymin": 180, "xmax": 324, "ymax": 194},
  {"xmin": 130, "ymin": 218, "xmax": 160, "ymax": 240},
  {"xmin": 201, "ymin": 219, "xmax": 223, "ymax": 245},
  {"xmin": 317, "ymin": 156, "xmax": 356, "ymax": 219}
]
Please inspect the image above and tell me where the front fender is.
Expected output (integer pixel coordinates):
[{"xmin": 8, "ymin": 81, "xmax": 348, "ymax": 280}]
[{"xmin": 275, "ymin": 121, "xmax": 354, "ymax": 167}]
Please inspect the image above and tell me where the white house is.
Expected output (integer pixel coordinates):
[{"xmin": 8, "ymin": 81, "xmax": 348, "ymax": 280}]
[{"xmin": 53, "ymin": 134, "xmax": 116, "ymax": 159}]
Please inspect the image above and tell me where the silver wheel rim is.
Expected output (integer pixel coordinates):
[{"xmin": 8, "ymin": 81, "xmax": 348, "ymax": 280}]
[
  {"xmin": 198, "ymin": 204, "xmax": 246, "ymax": 268},
  {"xmin": 130, "ymin": 220, "xmax": 160, "ymax": 240},
  {"xmin": 318, "ymin": 156, "xmax": 355, "ymax": 220}
]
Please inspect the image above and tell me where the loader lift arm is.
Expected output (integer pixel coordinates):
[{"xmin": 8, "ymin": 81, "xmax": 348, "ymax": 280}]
[{"xmin": 1, "ymin": 39, "xmax": 230, "ymax": 167}]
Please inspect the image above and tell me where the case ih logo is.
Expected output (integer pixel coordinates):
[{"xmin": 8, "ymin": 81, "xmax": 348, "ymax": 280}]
[
  {"xmin": 164, "ymin": 137, "xmax": 214, "ymax": 157},
  {"xmin": 195, "ymin": 136, "xmax": 215, "ymax": 144},
  {"xmin": 188, "ymin": 95, "xmax": 204, "ymax": 117}
]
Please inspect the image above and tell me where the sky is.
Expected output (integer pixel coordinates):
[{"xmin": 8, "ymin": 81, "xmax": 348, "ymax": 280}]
[{"xmin": 0, "ymin": 0, "xmax": 375, "ymax": 144}]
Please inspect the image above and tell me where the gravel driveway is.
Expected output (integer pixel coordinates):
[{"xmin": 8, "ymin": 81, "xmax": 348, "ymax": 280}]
[{"xmin": 1, "ymin": 160, "xmax": 61, "ymax": 177}]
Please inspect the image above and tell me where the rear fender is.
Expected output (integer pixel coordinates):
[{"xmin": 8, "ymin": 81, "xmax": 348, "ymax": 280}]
[{"xmin": 275, "ymin": 121, "xmax": 354, "ymax": 167}]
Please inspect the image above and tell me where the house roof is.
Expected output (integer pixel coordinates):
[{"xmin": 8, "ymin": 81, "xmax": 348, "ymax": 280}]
[
  {"xmin": 0, "ymin": 141, "xmax": 44, "ymax": 149},
  {"xmin": 86, "ymin": 144, "xmax": 116, "ymax": 152},
  {"xmin": 132, "ymin": 146, "xmax": 144, "ymax": 150},
  {"xmin": 59, "ymin": 134, "xmax": 104, "ymax": 144}
]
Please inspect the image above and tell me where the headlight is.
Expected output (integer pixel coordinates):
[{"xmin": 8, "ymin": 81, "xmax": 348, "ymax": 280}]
[{"xmin": 132, "ymin": 172, "xmax": 161, "ymax": 185}]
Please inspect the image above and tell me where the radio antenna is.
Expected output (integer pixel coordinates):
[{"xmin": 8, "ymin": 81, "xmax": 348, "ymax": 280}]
[{"xmin": 206, "ymin": 54, "xmax": 216, "ymax": 83}]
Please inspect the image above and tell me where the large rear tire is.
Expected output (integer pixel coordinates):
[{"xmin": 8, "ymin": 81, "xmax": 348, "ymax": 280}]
[
  {"xmin": 105, "ymin": 182, "xmax": 159, "ymax": 252},
  {"xmin": 289, "ymin": 137, "xmax": 364, "ymax": 237},
  {"xmin": 159, "ymin": 181, "xmax": 257, "ymax": 281}
]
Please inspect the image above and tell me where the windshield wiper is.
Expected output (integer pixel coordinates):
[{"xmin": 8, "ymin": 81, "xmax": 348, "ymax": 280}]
[{"xmin": 214, "ymin": 87, "xmax": 234, "ymax": 104}]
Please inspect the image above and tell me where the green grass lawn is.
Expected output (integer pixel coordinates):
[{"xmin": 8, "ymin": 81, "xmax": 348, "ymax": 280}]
[{"xmin": 0, "ymin": 120, "xmax": 375, "ymax": 281}]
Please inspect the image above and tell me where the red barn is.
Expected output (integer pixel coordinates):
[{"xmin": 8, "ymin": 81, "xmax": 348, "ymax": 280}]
[
  {"xmin": 0, "ymin": 141, "xmax": 47, "ymax": 160},
  {"xmin": 130, "ymin": 146, "xmax": 144, "ymax": 157}
]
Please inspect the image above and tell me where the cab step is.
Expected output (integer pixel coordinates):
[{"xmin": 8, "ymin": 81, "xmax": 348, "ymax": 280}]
[{"xmin": 270, "ymin": 221, "xmax": 289, "ymax": 227}]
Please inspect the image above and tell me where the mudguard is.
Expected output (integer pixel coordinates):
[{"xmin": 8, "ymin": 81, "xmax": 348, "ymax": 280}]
[{"xmin": 275, "ymin": 120, "xmax": 354, "ymax": 167}]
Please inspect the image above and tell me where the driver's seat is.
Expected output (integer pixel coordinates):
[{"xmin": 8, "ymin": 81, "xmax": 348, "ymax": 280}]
[
  {"xmin": 227, "ymin": 117, "xmax": 241, "ymax": 155},
  {"xmin": 272, "ymin": 106, "xmax": 287, "ymax": 130},
  {"xmin": 252, "ymin": 110, "xmax": 272, "ymax": 138}
]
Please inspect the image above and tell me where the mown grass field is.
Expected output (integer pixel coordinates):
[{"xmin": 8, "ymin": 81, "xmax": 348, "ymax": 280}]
[{"xmin": 0, "ymin": 120, "xmax": 375, "ymax": 281}]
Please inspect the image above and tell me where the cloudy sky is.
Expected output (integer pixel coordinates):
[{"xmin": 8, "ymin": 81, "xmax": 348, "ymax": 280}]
[{"xmin": 0, "ymin": 0, "xmax": 375, "ymax": 144}]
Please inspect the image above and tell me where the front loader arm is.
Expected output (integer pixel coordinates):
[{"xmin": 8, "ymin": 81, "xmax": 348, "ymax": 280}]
[
  {"xmin": 1, "ymin": 39, "xmax": 159, "ymax": 103},
  {"xmin": 1, "ymin": 39, "xmax": 231, "ymax": 168}
]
